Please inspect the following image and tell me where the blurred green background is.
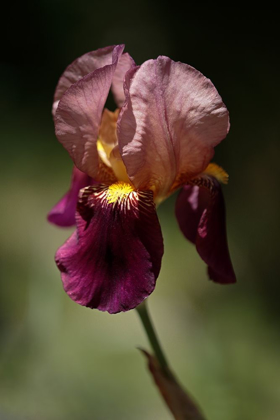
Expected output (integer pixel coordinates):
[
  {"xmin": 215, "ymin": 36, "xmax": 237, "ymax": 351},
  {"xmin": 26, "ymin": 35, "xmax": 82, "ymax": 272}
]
[{"xmin": 1, "ymin": 2, "xmax": 279, "ymax": 419}]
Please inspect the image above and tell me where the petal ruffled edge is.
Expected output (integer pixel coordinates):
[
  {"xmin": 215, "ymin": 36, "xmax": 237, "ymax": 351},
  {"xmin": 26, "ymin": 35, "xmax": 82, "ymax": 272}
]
[
  {"xmin": 55, "ymin": 183, "xmax": 164, "ymax": 313},
  {"xmin": 111, "ymin": 52, "xmax": 135, "ymax": 108},
  {"xmin": 175, "ymin": 175, "xmax": 236, "ymax": 284}
]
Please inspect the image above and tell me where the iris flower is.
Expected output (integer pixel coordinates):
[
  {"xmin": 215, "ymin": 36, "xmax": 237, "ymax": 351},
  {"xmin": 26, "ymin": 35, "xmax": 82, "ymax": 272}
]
[{"xmin": 48, "ymin": 44, "xmax": 235, "ymax": 314}]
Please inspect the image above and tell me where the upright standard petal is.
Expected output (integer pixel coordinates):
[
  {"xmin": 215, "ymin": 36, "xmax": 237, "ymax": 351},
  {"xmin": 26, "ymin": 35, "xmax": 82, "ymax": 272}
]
[
  {"xmin": 47, "ymin": 166, "xmax": 92, "ymax": 227},
  {"xmin": 55, "ymin": 183, "xmax": 164, "ymax": 313},
  {"xmin": 111, "ymin": 52, "xmax": 135, "ymax": 108},
  {"xmin": 52, "ymin": 45, "xmax": 124, "ymax": 115},
  {"xmin": 54, "ymin": 45, "xmax": 124, "ymax": 179},
  {"xmin": 118, "ymin": 58, "xmax": 229, "ymax": 199},
  {"xmin": 175, "ymin": 176, "xmax": 236, "ymax": 284}
]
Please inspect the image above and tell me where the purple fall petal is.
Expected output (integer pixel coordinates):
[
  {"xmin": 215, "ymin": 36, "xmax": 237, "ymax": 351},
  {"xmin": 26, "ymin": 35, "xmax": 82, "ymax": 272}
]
[
  {"xmin": 175, "ymin": 181, "xmax": 236, "ymax": 284},
  {"xmin": 47, "ymin": 167, "xmax": 92, "ymax": 227},
  {"xmin": 54, "ymin": 44, "xmax": 124, "ymax": 179},
  {"xmin": 118, "ymin": 57, "xmax": 229, "ymax": 198},
  {"xmin": 55, "ymin": 185, "xmax": 164, "ymax": 314}
]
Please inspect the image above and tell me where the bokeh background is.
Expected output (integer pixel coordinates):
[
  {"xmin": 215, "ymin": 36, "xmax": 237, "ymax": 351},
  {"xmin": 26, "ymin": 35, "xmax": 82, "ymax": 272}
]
[{"xmin": 1, "ymin": 2, "xmax": 279, "ymax": 419}]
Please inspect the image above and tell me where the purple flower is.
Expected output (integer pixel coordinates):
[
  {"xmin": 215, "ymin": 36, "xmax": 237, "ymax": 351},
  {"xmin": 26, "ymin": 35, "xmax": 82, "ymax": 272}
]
[{"xmin": 48, "ymin": 44, "xmax": 236, "ymax": 314}]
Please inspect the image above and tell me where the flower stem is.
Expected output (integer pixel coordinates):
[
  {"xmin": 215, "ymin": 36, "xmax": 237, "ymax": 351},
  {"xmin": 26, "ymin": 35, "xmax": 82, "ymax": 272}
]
[
  {"xmin": 136, "ymin": 299, "xmax": 207, "ymax": 419},
  {"xmin": 136, "ymin": 300, "xmax": 169, "ymax": 373}
]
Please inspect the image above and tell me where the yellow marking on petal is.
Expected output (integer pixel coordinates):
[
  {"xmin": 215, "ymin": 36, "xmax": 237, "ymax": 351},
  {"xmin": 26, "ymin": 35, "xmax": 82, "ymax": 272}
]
[
  {"xmin": 107, "ymin": 182, "xmax": 134, "ymax": 204},
  {"xmin": 97, "ymin": 139, "xmax": 113, "ymax": 168},
  {"xmin": 109, "ymin": 146, "xmax": 131, "ymax": 184},
  {"xmin": 203, "ymin": 163, "xmax": 229, "ymax": 184},
  {"xmin": 99, "ymin": 108, "xmax": 119, "ymax": 145}
]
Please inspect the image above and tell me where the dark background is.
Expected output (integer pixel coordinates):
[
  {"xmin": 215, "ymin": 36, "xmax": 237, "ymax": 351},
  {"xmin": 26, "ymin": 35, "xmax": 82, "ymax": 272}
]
[{"xmin": 1, "ymin": 3, "xmax": 279, "ymax": 419}]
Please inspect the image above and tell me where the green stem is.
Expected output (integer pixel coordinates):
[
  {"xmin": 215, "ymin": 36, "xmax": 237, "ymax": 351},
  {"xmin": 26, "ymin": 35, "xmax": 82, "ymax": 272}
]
[{"xmin": 136, "ymin": 300, "xmax": 169, "ymax": 372}]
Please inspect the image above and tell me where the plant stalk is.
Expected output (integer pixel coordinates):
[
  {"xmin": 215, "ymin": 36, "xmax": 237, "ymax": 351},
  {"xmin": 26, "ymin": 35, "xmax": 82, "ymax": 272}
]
[{"xmin": 136, "ymin": 299, "xmax": 169, "ymax": 373}]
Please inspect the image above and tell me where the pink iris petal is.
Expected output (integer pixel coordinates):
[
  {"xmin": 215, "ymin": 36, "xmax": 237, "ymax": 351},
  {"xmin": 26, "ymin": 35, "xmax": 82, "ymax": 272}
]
[
  {"xmin": 111, "ymin": 52, "xmax": 135, "ymax": 107},
  {"xmin": 118, "ymin": 57, "xmax": 229, "ymax": 197},
  {"xmin": 54, "ymin": 44, "xmax": 124, "ymax": 179},
  {"xmin": 55, "ymin": 185, "xmax": 164, "ymax": 314},
  {"xmin": 52, "ymin": 45, "xmax": 124, "ymax": 116},
  {"xmin": 175, "ymin": 180, "xmax": 236, "ymax": 284},
  {"xmin": 47, "ymin": 166, "xmax": 92, "ymax": 227}
]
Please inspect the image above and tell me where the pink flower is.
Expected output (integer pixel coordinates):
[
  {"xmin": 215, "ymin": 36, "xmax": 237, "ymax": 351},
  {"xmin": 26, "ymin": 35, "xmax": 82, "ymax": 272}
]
[{"xmin": 48, "ymin": 44, "xmax": 235, "ymax": 314}]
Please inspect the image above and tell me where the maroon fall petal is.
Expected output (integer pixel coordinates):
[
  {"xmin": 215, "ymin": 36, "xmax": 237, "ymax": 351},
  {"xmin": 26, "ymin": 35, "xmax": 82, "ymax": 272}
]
[
  {"xmin": 55, "ymin": 185, "xmax": 164, "ymax": 313},
  {"xmin": 175, "ymin": 181, "xmax": 236, "ymax": 284},
  {"xmin": 47, "ymin": 167, "xmax": 92, "ymax": 227}
]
